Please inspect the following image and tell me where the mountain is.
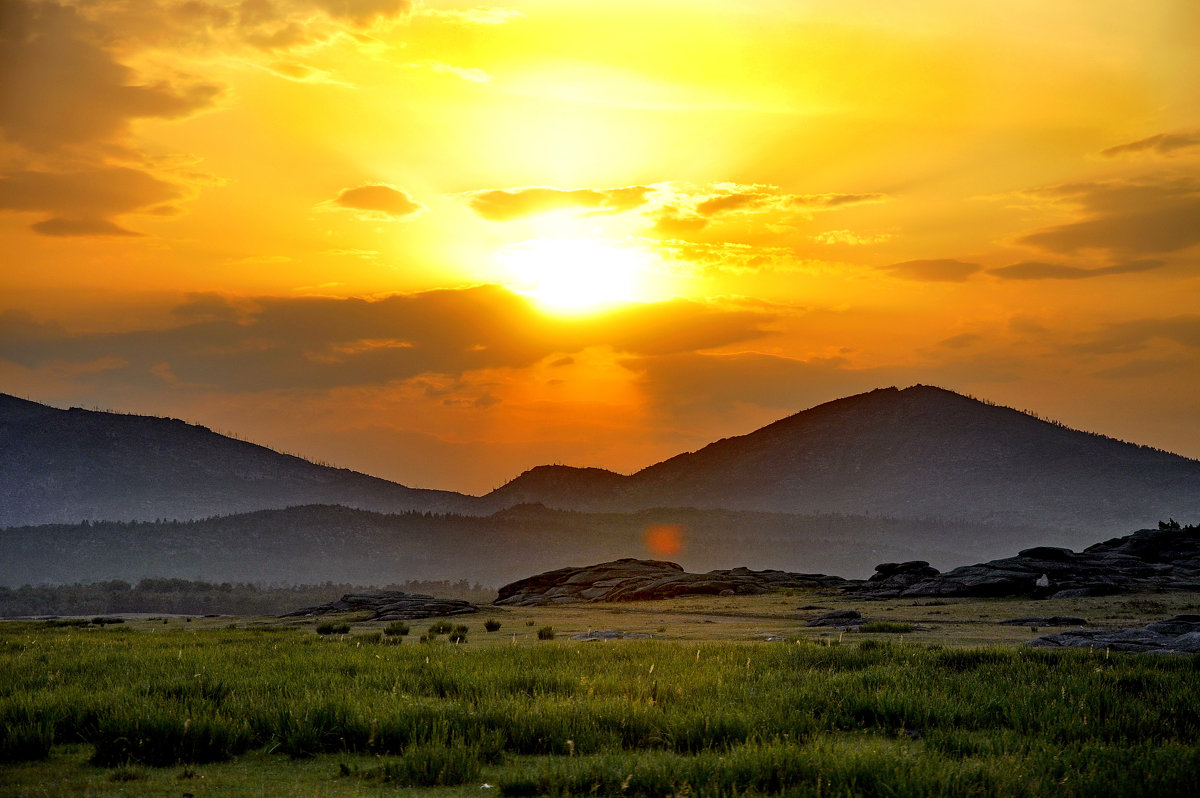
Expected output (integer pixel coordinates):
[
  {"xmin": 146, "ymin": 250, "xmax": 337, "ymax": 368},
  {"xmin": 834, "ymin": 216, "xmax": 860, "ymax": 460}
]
[
  {"xmin": 0, "ymin": 394, "xmax": 479, "ymax": 527},
  {"xmin": 0, "ymin": 503, "xmax": 1048, "ymax": 588},
  {"xmin": 484, "ymin": 386, "xmax": 1200, "ymax": 536}
]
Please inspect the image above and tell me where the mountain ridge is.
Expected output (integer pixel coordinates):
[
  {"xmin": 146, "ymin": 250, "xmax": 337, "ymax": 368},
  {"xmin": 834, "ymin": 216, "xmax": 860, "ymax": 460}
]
[
  {"xmin": 0, "ymin": 393, "xmax": 480, "ymax": 527},
  {"xmin": 481, "ymin": 385, "xmax": 1200, "ymax": 534}
]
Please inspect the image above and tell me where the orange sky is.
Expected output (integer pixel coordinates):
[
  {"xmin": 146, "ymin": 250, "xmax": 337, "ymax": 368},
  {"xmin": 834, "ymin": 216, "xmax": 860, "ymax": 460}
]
[{"xmin": 2, "ymin": 0, "xmax": 1199, "ymax": 493}]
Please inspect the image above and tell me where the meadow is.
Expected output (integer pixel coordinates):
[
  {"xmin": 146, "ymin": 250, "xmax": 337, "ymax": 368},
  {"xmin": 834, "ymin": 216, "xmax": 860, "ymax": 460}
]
[{"xmin": 3, "ymin": 597, "xmax": 1200, "ymax": 797}]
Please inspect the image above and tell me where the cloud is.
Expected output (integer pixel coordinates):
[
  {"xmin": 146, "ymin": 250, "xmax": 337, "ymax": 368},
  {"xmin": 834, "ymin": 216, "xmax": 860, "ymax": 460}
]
[
  {"xmin": 644, "ymin": 184, "xmax": 887, "ymax": 240},
  {"xmin": 883, "ymin": 259, "xmax": 982, "ymax": 282},
  {"xmin": 331, "ymin": 184, "xmax": 426, "ymax": 219},
  {"xmin": 988, "ymin": 260, "xmax": 1166, "ymax": 280},
  {"xmin": 462, "ymin": 185, "xmax": 654, "ymax": 221},
  {"xmin": 0, "ymin": 286, "xmax": 775, "ymax": 392},
  {"xmin": 309, "ymin": 0, "xmax": 413, "ymax": 26},
  {"xmin": 0, "ymin": 1, "xmax": 222, "ymax": 153},
  {"xmin": 791, "ymin": 193, "xmax": 887, "ymax": 209},
  {"xmin": 811, "ymin": 230, "xmax": 891, "ymax": 246},
  {"xmin": 0, "ymin": 166, "xmax": 182, "ymax": 236},
  {"xmin": 1017, "ymin": 178, "xmax": 1200, "ymax": 256},
  {"xmin": 1100, "ymin": 130, "xmax": 1200, "ymax": 158},
  {"xmin": 1073, "ymin": 315, "xmax": 1200, "ymax": 356}
]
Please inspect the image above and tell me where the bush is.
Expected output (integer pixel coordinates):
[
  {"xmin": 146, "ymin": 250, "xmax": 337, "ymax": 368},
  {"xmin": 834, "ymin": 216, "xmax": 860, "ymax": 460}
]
[
  {"xmin": 383, "ymin": 621, "xmax": 410, "ymax": 637},
  {"xmin": 316, "ymin": 622, "xmax": 351, "ymax": 635},
  {"xmin": 537, "ymin": 626, "xmax": 555, "ymax": 641},
  {"xmin": 360, "ymin": 743, "xmax": 482, "ymax": 787},
  {"xmin": 0, "ymin": 722, "xmax": 53, "ymax": 763},
  {"xmin": 484, "ymin": 619, "xmax": 502, "ymax": 632},
  {"xmin": 859, "ymin": 622, "xmax": 913, "ymax": 634},
  {"xmin": 428, "ymin": 620, "xmax": 454, "ymax": 635}
]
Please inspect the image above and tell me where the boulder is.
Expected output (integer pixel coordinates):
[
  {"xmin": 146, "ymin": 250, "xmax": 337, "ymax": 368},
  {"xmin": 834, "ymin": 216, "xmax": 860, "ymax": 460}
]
[
  {"xmin": 805, "ymin": 609, "xmax": 863, "ymax": 627},
  {"xmin": 495, "ymin": 558, "xmax": 848, "ymax": 606},
  {"xmin": 847, "ymin": 526, "xmax": 1200, "ymax": 600}
]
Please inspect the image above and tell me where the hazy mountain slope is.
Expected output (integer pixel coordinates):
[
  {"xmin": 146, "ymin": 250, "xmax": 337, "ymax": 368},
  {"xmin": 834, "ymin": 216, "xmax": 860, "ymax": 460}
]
[
  {"xmin": 0, "ymin": 503, "xmax": 1049, "ymax": 588},
  {"xmin": 486, "ymin": 386, "xmax": 1200, "ymax": 535},
  {"xmin": 0, "ymin": 394, "xmax": 479, "ymax": 526}
]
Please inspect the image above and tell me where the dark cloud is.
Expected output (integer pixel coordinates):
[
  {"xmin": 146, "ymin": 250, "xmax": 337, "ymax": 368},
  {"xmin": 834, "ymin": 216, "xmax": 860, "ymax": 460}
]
[
  {"xmin": 0, "ymin": 286, "xmax": 774, "ymax": 392},
  {"xmin": 0, "ymin": 166, "xmax": 182, "ymax": 236},
  {"xmin": 332, "ymin": 184, "xmax": 425, "ymax": 219},
  {"xmin": 1101, "ymin": 130, "xmax": 1200, "ymax": 158},
  {"xmin": 988, "ymin": 259, "xmax": 1166, "ymax": 280},
  {"xmin": 883, "ymin": 259, "xmax": 981, "ymax": 282},
  {"xmin": 1018, "ymin": 179, "xmax": 1200, "ymax": 256},
  {"xmin": 618, "ymin": 351, "xmax": 890, "ymax": 419},
  {"xmin": 464, "ymin": 185, "xmax": 654, "ymax": 221},
  {"xmin": 0, "ymin": 1, "xmax": 222, "ymax": 153},
  {"xmin": 1073, "ymin": 315, "xmax": 1200, "ymax": 356}
]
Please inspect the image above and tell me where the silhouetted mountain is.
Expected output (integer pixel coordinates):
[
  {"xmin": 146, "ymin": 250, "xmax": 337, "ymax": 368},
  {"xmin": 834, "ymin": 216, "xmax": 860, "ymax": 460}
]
[
  {"xmin": 485, "ymin": 386, "xmax": 1200, "ymax": 537},
  {"xmin": 0, "ymin": 503, "xmax": 1048, "ymax": 588},
  {"xmin": 0, "ymin": 394, "xmax": 479, "ymax": 527}
]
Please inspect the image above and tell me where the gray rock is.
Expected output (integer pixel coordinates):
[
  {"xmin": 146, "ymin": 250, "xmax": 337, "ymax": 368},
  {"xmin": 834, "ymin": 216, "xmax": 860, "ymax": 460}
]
[
  {"xmin": 805, "ymin": 609, "xmax": 863, "ymax": 627},
  {"xmin": 495, "ymin": 558, "xmax": 848, "ymax": 606},
  {"xmin": 848, "ymin": 526, "xmax": 1200, "ymax": 600},
  {"xmin": 282, "ymin": 591, "xmax": 478, "ymax": 620},
  {"xmin": 1028, "ymin": 615, "xmax": 1200, "ymax": 654}
]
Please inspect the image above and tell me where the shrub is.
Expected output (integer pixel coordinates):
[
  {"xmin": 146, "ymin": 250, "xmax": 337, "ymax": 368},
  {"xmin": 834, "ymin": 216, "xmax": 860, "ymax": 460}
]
[
  {"xmin": 428, "ymin": 620, "xmax": 454, "ymax": 635},
  {"xmin": 316, "ymin": 622, "xmax": 350, "ymax": 635},
  {"xmin": 537, "ymin": 626, "xmax": 555, "ymax": 641},
  {"xmin": 0, "ymin": 722, "xmax": 53, "ymax": 762},
  {"xmin": 484, "ymin": 619, "xmax": 501, "ymax": 632},
  {"xmin": 360, "ymin": 743, "xmax": 481, "ymax": 787},
  {"xmin": 383, "ymin": 621, "xmax": 410, "ymax": 637},
  {"xmin": 859, "ymin": 622, "xmax": 913, "ymax": 634}
]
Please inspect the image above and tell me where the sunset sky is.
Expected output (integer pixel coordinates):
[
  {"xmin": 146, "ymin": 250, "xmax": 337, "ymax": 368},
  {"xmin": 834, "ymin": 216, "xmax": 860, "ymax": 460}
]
[{"xmin": 2, "ymin": 0, "xmax": 1199, "ymax": 493}]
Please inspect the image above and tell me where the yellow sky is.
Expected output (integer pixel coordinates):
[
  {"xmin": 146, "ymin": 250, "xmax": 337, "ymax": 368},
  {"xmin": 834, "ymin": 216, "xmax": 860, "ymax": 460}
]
[{"xmin": 2, "ymin": 0, "xmax": 1199, "ymax": 492}]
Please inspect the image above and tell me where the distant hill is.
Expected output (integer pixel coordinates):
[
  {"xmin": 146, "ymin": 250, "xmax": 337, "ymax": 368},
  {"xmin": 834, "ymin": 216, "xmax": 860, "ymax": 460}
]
[
  {"xmin": 0, "ymin": 394, "xmax": 479, "ymax": 527},
  {"xmin": 483, "ymin": 386, "xmax": 1200, "ymax": 536},
  {"xmin": 0, "ymin": 503, "xmax": 1050, "ymax": 588}
]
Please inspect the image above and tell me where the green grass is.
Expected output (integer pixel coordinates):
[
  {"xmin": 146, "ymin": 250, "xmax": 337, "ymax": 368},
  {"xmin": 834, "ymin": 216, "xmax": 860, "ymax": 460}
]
[
  {"xmin": 861, "ymin": 621, "xmax": 915, "ymax": 633},
  {"xmin": 2, "ymin": 621, "xmax": 1200, "ymax": 795}
]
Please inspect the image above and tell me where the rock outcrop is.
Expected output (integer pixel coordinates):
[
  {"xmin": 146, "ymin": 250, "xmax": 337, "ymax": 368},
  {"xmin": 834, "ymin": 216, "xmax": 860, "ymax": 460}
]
[
  {"xmin": 1027, "ymin": 615, "xmax": 1200, "ymax": 654},
  {"xmin": 848, "ymin": 526, "xmax": 1200, "ymax": 599},
  {"xmin": 281, "ymin": 591, "xmax": 478, "ymax": 621},
  {"xmin": 494, "ymin": 558, "xmax": 848, "ymax": 606}
]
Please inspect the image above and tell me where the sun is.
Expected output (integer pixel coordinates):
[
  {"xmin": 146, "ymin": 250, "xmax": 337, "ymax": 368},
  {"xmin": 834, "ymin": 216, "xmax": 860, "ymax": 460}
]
[{"xmin": 497, "ymin": 238, "xmax": 652, "ymax": 314}]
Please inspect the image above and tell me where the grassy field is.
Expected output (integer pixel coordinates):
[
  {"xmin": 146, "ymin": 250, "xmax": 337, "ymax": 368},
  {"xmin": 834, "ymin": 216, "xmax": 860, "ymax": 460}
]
[{"xmin": 3, "ymin": 591, "xmax": 1200, "ymax": 796}]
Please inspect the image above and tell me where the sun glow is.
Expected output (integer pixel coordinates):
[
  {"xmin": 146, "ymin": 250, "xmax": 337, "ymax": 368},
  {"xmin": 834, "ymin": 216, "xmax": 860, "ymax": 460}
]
[{"xmin": 498, "ymin": 238, "xmax": 652, "ymax": 313}]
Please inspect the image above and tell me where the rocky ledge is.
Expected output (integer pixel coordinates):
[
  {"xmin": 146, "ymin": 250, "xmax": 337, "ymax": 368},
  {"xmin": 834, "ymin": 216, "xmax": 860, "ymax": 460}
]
[
  {"xmin": 1028, "ymin": 615, "xmax": 1200, "ymax": 654},
  {"xmin": 281, "ymin": 591, "xmax": 478, "ymax": 621},
  {"xmin": 494, "ymin": 558, "xmax": 848, "ymax": 606},
  {"xmin": 848, "ymin": 526, "xmax": 1200, "ymax": 600}
]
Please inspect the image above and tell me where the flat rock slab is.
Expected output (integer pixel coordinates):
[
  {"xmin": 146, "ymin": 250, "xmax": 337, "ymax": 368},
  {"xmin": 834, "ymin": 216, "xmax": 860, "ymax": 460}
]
[
  {"xmin": 496, "ymin": 558, "xmax": 848, "ymax": 606},
  {"xmin": 1028, "ymin": 615, "xmax": 1200, "ymax": 654},
  {"xmin": 570, "ymin": 629, "xmax": 652, "ymax": 641},
  {"xmin": 281, "ymin": 591, "xmax": 478, "ymax": 621}
]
